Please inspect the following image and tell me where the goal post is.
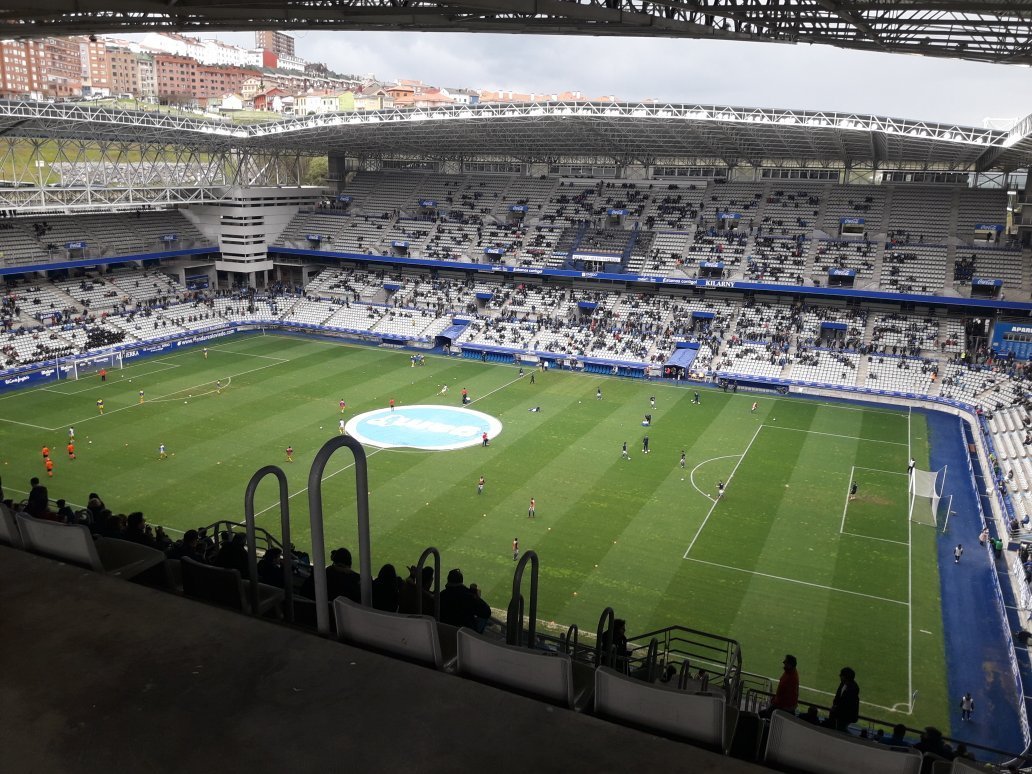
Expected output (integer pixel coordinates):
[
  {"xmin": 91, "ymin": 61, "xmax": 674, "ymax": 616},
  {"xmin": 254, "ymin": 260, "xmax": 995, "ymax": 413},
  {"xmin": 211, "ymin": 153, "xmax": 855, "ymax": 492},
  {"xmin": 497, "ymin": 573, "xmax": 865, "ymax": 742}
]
[
  {"xmin": 71, "ymin": 352, "xmax": 123, "ymax": 380},
  {"xmin": 909, "ymin": 466, "xmax": 946, "ymax": 527}
]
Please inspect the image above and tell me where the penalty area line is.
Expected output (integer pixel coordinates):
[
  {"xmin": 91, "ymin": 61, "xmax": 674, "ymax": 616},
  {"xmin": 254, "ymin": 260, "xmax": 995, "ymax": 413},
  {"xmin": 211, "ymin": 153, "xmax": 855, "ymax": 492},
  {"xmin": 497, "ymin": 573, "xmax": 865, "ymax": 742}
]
[{"xmin": 683, "ymin": 424, "xmax": 762, "ymax": 558}]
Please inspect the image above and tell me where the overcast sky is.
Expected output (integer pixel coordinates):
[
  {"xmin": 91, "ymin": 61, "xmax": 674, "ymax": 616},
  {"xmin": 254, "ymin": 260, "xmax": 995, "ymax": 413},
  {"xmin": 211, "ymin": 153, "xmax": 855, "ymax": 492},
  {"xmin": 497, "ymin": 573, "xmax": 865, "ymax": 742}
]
[{"xmin": 164, "ymin": 30, "xmax": 1032, "ymax": 127}]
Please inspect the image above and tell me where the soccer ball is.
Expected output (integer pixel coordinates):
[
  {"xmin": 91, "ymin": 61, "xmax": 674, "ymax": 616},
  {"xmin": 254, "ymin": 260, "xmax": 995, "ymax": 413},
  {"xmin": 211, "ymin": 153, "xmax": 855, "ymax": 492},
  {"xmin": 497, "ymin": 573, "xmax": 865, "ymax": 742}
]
[{"xmin": 184, "ymin": 401, "xmax": 188, "ymax": 404}]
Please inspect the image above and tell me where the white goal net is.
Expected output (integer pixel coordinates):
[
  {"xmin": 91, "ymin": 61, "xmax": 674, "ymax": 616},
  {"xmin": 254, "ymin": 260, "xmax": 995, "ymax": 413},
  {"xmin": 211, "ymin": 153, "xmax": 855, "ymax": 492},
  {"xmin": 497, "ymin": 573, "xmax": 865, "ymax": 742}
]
[
  {"xmin": 71, "ymin": 352, "xmax": 123, "ymax": 380},
  {"xmin": 909, "ymin": 466, "xmax": 946, "ymax": 526}
]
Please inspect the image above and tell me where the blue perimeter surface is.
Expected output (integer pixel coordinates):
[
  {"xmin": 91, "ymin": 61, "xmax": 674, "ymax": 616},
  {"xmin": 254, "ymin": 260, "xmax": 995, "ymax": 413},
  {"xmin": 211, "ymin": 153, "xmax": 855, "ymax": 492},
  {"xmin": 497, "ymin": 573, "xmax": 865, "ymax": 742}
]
[{"xmin": 925, "ymin": 409, "xmax": 1025, "ymax": 753}]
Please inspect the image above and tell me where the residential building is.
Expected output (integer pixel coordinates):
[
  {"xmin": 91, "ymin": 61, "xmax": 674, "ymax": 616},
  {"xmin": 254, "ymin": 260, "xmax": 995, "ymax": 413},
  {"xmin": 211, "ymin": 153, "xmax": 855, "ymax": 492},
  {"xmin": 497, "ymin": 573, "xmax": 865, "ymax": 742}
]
[
  {"xmin": 154, "ymin": 53, "xmax": 197, "ymax": 105},
  {"xmin": 195, "ymin": 65, "xmax": 261, "ymax": 108},
  {"xmin": 40, "ymin": 37, "xmax": 82, "ymax": 97},
  {"xmin": 336, "ymin": 90, "xmax": 355, "ymax": 112},
  {"xmin": 0, "ymin": 38, "xmax": 82, "ymax": 99},
  {"xmin": 355, "ymin": 93, "xmax": 393, "ymax": 111},
  {"xmin": 0, "ymin": 40, "xmax": 35, "ymax": 97},
  {"xmin": 220, "ymin": 93, "xmax": 244, "ymax": 111},
  {"xmin": 445, "ymin": 87, "xmax": 479, "ymax": 106},
  {"xmin": 140, "ymin": 32, "xmax": 202, "ymax": 60},
  {"xmin": 255, "ymin": 31, "xmax": 295, "ymax": 58},
  {"xmin": 276, "ymin": 53, "xmax": 306, "ymax": 73},
  {"xmin": 80, "ymin": 37, "xmax": 113, "ymax": 94},
  {"xmin": 108, "ymin": 48, "xmax": 141, "ymax": 96},
  {"xmin": 137, "ymin": 55, "xmax": 156, "ymax": 98},
  {"xmin": 253, "ymin": 87, "xmax": 289, "ymax": 112}
]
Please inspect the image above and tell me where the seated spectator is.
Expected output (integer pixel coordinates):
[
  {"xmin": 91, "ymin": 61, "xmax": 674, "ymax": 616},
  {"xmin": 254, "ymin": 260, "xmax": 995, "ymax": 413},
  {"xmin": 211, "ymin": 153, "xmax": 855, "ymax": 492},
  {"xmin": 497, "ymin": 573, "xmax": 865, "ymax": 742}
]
[
  {"xmin": 214, "ymin": 532, "xmax": 249, "ymax": 575},
  {"xmin": 86, "ymin": 493, "xmax": 106, "ymax": 523},
  {"xmin": 800, "ymin": 705, "xmax": 821, "ymax": 724},
  {"xmin": 439, "ymin": 568, "xmax": 491, "ymax": 632},
  {"xmin": 55, "ymin": 498, "xmax": 75, "ymax": 524},
  {"xmin": 398, "ymin": 565, "xmax": 435, "ymax": 616},
  {"xmin": 169, "ymin": 529, "xmax": 205, "ymax": 562},
  {"xmin": 257, "ymin": 547, "xmax": 285, "ymax": 587},
  {"xmin": 883, "ymin": 723, "xmax": 909, "ymax": 747},
  {"xmin": 913, "ymin": 726, "xmax": 953, "ymax": 760},
  {"xmin": 95, "ymin": 510, "xmax": 124, "ymax": 539},
  {"xmin": 300, "ymin": 547, "xmax": 361, "ymax": 603},
  {"xmin": 371, "ymin": 563, "xmax": 401, "ymax": 612},
  {"xmin": 123, "ymin": 512, "xmax": 155, "ymax": 546}
]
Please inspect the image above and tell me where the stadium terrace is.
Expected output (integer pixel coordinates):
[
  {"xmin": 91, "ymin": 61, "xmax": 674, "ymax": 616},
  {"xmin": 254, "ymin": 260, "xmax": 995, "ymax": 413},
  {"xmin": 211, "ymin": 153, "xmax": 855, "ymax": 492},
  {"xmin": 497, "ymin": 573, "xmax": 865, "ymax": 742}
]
[{"xmin": 5, "ymin": 92, "xmax": 1032, "ymax": 773}]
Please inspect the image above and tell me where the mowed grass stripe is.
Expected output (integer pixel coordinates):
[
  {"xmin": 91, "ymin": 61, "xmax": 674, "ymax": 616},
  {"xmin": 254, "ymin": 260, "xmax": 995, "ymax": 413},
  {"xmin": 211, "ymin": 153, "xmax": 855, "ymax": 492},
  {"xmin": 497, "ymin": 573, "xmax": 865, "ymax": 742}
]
[
  {"xmin": 559, "ymin": 397, "xmax": 761, "ymax": 627},
  {"xmin": 0, "ymin": 336, "xmax": 948, "ymax": 727}
]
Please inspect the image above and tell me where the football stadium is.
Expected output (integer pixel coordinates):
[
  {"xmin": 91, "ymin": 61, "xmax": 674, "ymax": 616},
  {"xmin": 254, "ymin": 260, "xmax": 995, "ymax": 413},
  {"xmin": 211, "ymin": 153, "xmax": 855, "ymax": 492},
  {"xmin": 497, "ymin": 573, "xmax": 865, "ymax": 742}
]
[{"xmin": 4, "ymin": 5, "xmax": 1032, "ymax": 773}]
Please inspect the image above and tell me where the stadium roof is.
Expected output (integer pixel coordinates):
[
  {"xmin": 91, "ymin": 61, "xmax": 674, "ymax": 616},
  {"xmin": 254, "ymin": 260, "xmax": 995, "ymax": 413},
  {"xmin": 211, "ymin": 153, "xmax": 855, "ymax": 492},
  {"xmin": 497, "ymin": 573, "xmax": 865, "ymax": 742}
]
[
  {"xmin": 3, "ymin": 100, "xmax": 1032, "ymax": 172},
  {"xmin": 2, "ymin": 1, "xmax": 1032, "ymax": 66}
]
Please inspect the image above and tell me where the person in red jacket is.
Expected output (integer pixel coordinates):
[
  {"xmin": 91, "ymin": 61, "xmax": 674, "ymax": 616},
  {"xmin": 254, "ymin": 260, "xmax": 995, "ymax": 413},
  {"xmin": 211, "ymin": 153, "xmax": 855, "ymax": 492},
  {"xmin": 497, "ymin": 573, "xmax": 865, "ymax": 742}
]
[{"xmin": 762, "ymin": 654, "xmax": 800, "ymax": 717}]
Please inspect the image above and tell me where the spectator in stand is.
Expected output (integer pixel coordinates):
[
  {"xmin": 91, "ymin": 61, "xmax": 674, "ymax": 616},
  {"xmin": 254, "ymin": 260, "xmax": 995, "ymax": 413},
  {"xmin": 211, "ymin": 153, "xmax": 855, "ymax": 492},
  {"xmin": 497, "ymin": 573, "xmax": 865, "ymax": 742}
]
[
  {"xmin": 883, "ymin": 723, "xmax": 909, "ymax": 747},
  {"xmin": 96, "ymin": 511, "xmax": 124, "ymax": 539},
  {"xmin": 123, "ymin": 512, "xmax": 155, "ymax": 546},
  {"xmin": 214, "ymin": 532, "xmax": 249, "ymax": 575},
  {"xmin": 54, "ymin": 498, "xmax": 75, "ymax": 524},
  {"xmin": 825, "ymin": 666, "xmax": 860, "ymax": 733},
  {"xmin": 86, "ymin": 493, "xmax": 106, "ymax": 524},
  {"xmin": 371, "ymin": 563, "xmax": 401, "ymax": 612},
  {"xmin": 762, "ymin": 655, "xmax": 800, "ymax": 717},
  {"xmin": 300, "ymin": 546, "xmax": 361, "ymax": 603},
  {"xmin": 601, "ymin": 618, "xmax": 631, "ymax": 672},
  {"xmin": 257, "ymin": 547, "xmax": 285, "ymax": 587},
  {"xmin": 439, "ymin": 568, "xmax": 491, "ymax": 632},
  {"xmin": 170, "ymin": 529, "xmax": 205, "ymax": 563},
  {"xmin": 26, "ymin": 476, "xmax": 49, "ymax": 518},
  {"xmin": 913, "ymin": 726, "xmax": 954, "ymax": 760},
  {"xmin": 800, "ymin": 705, "xmax": 821, "ymax": 724},
  {"xmin": 398, "ymin": 565, "xmax": 436, "ymax": 616}
]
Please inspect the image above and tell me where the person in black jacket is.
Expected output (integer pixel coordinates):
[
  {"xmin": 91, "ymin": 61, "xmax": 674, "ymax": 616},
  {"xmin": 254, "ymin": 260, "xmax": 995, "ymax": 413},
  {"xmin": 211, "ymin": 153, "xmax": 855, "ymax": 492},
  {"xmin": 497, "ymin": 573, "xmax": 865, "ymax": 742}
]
[
  {"xmin": 439, "ymin": 569, "xmax": 490, "ymax": 632},
  {"xmin": 826, "ymin": 666, "xmax": 860, "ymax": 732}
]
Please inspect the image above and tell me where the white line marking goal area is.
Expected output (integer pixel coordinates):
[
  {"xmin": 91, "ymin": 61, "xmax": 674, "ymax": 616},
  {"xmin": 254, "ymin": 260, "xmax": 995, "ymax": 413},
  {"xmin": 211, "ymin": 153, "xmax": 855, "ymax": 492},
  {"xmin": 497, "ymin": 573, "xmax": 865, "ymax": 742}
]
[{"xmin": 680, "ymin": 422, "xmax": 917, "ymax": 713}]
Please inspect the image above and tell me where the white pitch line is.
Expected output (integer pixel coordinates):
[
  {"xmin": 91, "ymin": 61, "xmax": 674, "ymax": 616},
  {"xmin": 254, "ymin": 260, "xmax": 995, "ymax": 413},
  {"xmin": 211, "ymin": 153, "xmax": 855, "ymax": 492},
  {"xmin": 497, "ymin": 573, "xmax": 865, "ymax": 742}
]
[
  {"xmin": 683, "ymin": 424, "xmax": 762, "ymax": 558},
  {"xmin": 209, "ymin": 347, "xmax": 289, "ymax": 362},
  {"xmin": 688, "ymin": 455, "xmax": 740, "ymax": 503},
  {"xmin": 762, "ymin": 424, "xmax": 908, "ymax": 446},
  {"xmin": 683, "ymin": 556, "xmax": 908, "ymax": 606},
  {"xmin": 57, "ymin": 359, "xmax": 287, "ymax": 429},
  {"xmin": 41, "ymin": 362, "xmax": 184, "ymax": 396},
  {"xmin": 840, "ymin": 464, "xmax": 856, "ymax": 534},
  {"xmin": 0, "ymin": 416, "xmax": 53, "ymax": 431},
  {"xmin": 854, "ymin": 465, "xmax": 909, "ymax": 477},
  {"xmin": 840, "ymin": 531, "xmax": 909, "ymax": 546}
]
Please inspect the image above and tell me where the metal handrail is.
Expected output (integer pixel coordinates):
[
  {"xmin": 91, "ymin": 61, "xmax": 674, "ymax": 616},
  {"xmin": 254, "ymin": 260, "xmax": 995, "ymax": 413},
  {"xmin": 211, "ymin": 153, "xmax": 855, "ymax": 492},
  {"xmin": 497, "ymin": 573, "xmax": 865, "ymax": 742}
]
[
  {"xmin": 308, "ymin": 435, "xmax": 372, "ymax": 635},
  {"xmin": 595, "ymin": 606, "xmax": 615, "ymax": 668},
  {"xmin": 243, "ymin": 465, "xmax": 294, "ymax": 621},
  {"xmin": 506, "ymin": 550, "xmax": 538, "ymax": 647},
  {"xmin": 560, "ymin": 623, "xmax": 579, "ymax": 655},
  {"xmin": 412, "ymin": 545, "xmax": 441, "ymax": 619}
]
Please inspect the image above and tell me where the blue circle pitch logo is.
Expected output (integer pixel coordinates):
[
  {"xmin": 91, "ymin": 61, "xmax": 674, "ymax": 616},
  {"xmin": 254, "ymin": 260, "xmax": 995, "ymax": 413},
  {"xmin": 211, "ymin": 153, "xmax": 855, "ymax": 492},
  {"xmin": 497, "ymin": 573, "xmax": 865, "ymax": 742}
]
[{"xmin": 345, "ymin": 405, "xmax": 503, "ymax": 451}]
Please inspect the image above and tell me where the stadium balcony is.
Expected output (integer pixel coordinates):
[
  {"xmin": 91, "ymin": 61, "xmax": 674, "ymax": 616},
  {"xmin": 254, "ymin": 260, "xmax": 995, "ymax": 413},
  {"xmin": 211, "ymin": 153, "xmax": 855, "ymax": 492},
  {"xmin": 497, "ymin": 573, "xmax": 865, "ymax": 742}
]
[{"xmin": 0, "ymin": 210, "xmax": 210, "ymax": 269}]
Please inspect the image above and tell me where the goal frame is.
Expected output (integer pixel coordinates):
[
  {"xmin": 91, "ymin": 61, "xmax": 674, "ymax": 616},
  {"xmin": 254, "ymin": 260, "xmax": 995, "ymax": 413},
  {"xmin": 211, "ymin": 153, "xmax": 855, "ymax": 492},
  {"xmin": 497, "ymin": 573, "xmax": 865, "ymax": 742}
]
[
  {"xmin": 909, "ymin": 465, "xmax": 947, "ymax": 527},
  {"xmin": 70, "ymin": 352, "xmax": 123, "ymax": 380}
]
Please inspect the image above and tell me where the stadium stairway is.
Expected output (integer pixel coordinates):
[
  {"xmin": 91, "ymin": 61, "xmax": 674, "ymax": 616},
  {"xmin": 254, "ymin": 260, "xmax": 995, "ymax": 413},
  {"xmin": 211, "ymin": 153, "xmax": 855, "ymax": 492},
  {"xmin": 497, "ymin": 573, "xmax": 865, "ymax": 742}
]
[{"xmin": 0, "ymin": 546, "xmax": 766, "ymax": 774}]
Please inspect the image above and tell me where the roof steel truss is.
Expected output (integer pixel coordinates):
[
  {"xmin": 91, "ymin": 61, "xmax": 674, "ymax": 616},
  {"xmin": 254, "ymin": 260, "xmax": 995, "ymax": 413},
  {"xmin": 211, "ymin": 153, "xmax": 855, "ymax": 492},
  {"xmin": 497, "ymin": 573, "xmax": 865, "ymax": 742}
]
[{"xmin": 1, "ymin": 1, "xmax": 1031, "ymax": 65}]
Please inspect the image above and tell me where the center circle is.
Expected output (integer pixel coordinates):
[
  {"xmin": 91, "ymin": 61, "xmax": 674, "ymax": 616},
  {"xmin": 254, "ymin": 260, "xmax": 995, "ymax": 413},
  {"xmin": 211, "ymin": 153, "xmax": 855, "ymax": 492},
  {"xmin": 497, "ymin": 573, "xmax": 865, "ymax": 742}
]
[{"xmin": 344, "ymin": 404, "xmax": 503, "ymax": 451}]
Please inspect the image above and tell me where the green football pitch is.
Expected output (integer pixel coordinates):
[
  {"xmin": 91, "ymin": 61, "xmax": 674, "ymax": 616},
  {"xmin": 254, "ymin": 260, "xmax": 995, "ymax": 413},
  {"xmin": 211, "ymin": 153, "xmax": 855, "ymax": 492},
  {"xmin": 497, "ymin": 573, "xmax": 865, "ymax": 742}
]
[{"xmin": 0, "ymin": 333, "xmax": 948, "ymax": 728}]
